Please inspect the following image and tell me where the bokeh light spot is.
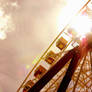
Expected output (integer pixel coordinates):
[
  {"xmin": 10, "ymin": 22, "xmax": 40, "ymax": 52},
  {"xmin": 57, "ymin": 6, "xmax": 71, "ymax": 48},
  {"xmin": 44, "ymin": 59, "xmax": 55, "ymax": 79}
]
[{"xmin": 26, "ymin": 65, "xmax": 30, "ymax": 69}]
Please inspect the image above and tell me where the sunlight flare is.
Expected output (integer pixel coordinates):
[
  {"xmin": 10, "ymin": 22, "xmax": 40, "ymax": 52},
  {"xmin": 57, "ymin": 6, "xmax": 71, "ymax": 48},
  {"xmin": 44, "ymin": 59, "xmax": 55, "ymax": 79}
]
[{"xmin": 70, "ymin": 15, "xmax": 92, "ymax": 36}]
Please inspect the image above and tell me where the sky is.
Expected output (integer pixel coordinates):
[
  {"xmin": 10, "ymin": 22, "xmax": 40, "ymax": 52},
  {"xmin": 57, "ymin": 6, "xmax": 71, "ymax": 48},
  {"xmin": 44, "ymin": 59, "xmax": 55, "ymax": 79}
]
[
  {"xmin": 0, "ymin": 0, "xmax": 89, "ymax": 92},
  {"xmin": 0, "ymin": 0, "xmax": 67, "ymax": 92}
]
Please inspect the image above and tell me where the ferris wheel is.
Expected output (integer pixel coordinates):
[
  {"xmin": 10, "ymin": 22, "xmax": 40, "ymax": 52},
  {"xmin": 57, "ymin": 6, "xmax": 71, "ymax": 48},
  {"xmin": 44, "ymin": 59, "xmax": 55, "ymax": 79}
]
[{"xmin": 17, "ymin": 0, "xmax": 92, "ymax": 92}]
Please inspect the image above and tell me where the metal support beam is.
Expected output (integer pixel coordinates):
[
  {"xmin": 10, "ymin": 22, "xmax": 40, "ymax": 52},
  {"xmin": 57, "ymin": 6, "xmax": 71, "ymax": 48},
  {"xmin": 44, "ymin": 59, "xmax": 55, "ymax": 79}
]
[
  {"xmin": 72, "ymin": 54, "xmax": 87, "ymax": 92},
  {"xmin": 28, "ymin": 47, "xmax": 79, "ymax": 92},
  {"xmin": 57, "ymin": 47, "xmax": 80, "ymax": 92}
]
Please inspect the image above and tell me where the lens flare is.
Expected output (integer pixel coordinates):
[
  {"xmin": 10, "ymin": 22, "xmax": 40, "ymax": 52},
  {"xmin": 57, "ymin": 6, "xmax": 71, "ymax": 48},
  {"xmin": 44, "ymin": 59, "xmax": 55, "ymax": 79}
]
[
  {"xmin": 57, "ymin": 0, "xmax": 87, "ymax": 31},
  {"xmin": 26, "ymin": 65, "xmax": 30, "ymax": 69},
  {"xmin": 70, "ymin": 15, "xmax": 92, "ymax": 36}
]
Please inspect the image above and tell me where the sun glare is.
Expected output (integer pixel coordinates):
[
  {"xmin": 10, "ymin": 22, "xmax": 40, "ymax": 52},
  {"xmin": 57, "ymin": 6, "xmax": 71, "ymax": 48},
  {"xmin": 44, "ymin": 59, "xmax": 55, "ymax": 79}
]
[
  {"xmin": 70, "ymin": 15, "xmax": 92, "ymax": 36},
  {"xmin": 57, "ymin": 0, "xmax": 89, "ymax": 33}
]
